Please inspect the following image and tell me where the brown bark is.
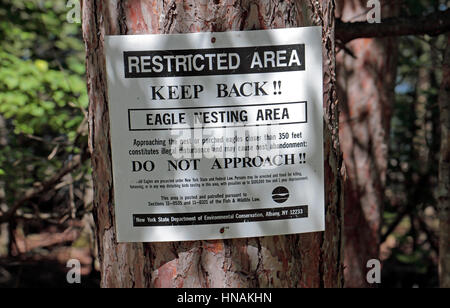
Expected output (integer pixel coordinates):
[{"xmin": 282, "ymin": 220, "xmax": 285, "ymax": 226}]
[
  {"xmin": 335, "ymin": 0, "xmax": 398, "ymax": 288},
  {"xmin": 83, "ymin": 0, "xmax": 344, "ymax": 288},
  {"xmin": 439, "ymin": 34, "xmax": 450, "ymax": 288},
  {"xmin": 336, "ymin": 8, "xmax": 450, "ymax": 44}
]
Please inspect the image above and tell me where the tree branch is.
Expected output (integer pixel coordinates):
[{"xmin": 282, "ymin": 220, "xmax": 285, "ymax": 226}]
[
  {"xmin": 336, "ymin": 9, "xmax": 450, "ymax": 44},
  {"xmin": 0, "ymin": 149, "xmax": 89, "ymax": 224}
]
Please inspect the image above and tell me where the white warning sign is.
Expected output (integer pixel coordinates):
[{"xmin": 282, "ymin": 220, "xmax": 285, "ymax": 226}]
[{"xmin": 105, "ymin": 27, "xmax": 325, "ymax": 242}]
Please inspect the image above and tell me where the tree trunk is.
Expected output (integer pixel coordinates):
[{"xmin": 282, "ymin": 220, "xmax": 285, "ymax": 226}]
[
  {"xmin": 335, "ymin": 0, "xmax": 398, "ymax": 287},
  {"xmin": 438, "ymin": 34, "xmax": 450, "ymax": 288},
  {"xmin": 83, "ymin": 0, "xmax": 344, "ymax": 288}
]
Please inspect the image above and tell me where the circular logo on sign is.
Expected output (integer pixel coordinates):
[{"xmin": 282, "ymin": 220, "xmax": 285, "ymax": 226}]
[{"xmin": 272, "ymin": 186, "xmax": 290, "ymax": 204}]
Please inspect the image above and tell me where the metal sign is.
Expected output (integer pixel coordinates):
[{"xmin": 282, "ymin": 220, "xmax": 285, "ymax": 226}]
[{"xmin": 105, "ymin": 27, "xmax": 324, "ymax": 242}]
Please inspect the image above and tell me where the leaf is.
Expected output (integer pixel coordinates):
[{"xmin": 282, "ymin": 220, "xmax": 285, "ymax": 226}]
[
  {"xmin": 35, "ymin": 59, "xmax": 49, "ymax": 72},
  {"xmin": 4, "ymin": 76, "xmax": 19, "ymax": 89}
]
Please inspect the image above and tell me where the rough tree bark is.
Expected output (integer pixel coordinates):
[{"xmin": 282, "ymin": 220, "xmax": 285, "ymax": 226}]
[
  {"xmin": 83, "ymin": 0, "xmax": 344, "ymax": 288},
  {"xmin": 438, "ymin": 34, "xmax": 450, "ymax": 288},
  {"xmin": 335, "ymin": 0, "xmax": 398, "ymax": 287}
]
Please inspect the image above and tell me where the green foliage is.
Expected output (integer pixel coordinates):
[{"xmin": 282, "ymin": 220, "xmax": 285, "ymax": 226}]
[
  {"xmin": 0, "ymin": 0, "xmax": 88, "ymax": 210},
  {"xmin": 0, "ymin": 0, "xmax": 86, "ymax": 135},
  {"xmin": 0, "ymin": 52, "xmax": 87, "ymax": 135}
]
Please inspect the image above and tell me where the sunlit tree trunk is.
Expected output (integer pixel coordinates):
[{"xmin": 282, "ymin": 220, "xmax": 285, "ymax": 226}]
[
  {"xmin": 83, "ymin": 0, "xmax": 344, "ymax": 288},
  {"xmin": 438, "ymin": 34, "xmax": 450, "ymax": 288},
  {"xmin": 335, "ymin": 0, "xmax": 398, "ymax": 287}
]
